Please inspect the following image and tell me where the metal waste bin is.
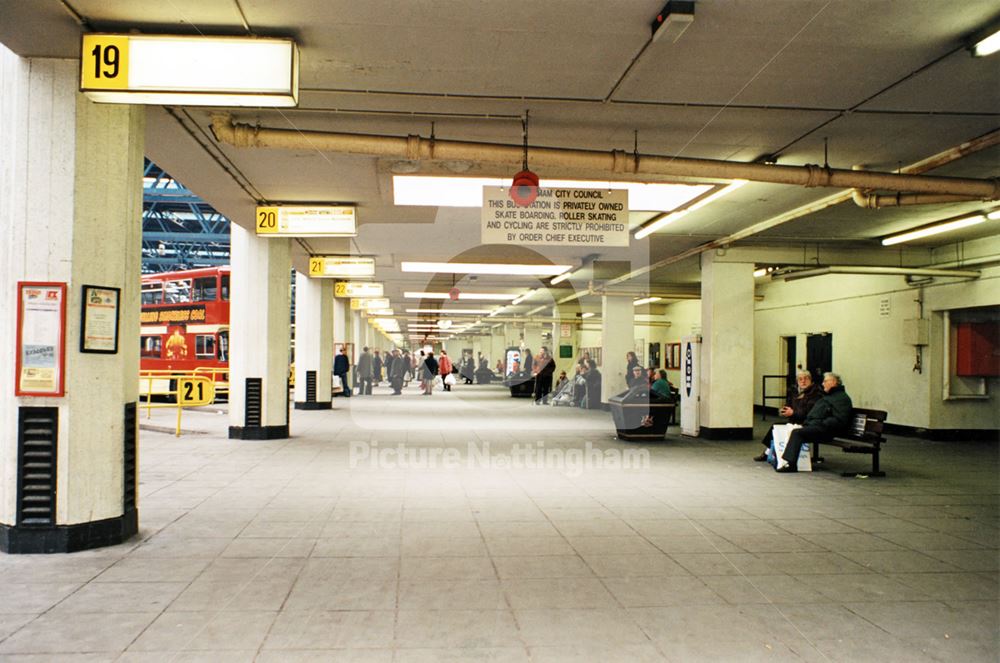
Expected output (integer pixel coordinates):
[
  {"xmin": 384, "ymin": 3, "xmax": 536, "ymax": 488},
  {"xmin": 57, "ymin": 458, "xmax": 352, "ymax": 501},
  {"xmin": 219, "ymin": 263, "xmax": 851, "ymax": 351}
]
[
  {"xmin": 608, "ymin": 385, "xmax": 676, "ymax": 440},
  {"xmin": 504, "ymin": 371, "xmax": 535, "ymax": 398}
]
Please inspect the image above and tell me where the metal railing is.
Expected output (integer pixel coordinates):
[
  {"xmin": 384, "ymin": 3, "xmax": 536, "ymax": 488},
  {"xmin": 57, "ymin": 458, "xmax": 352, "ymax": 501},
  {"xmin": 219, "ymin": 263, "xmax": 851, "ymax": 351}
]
[
  {"xmin": 761, "ymin": 374, "xmax": 791, "ymax": 421},
  {"xmin": 139, "ymin": 368, "xmax": 227, "ymax": 436}
]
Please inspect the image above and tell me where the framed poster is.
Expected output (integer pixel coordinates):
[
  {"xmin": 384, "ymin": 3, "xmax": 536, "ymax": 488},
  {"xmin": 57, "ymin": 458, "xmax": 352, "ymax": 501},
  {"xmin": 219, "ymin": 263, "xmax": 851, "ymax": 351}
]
[
  {"xmin": 80, "ymin": 285, "xmax": 121, "ymax": 354},
  {"xmin": 15, "ymin": 282, "xmax": 67, "ymax": 396}
]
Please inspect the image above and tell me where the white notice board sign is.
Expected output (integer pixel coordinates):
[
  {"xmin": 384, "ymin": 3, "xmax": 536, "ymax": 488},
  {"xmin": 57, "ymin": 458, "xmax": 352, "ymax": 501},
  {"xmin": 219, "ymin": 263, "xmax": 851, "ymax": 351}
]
[{"xmin": 482, "ymin": 186, "xmax": 629, "ymax": 247}]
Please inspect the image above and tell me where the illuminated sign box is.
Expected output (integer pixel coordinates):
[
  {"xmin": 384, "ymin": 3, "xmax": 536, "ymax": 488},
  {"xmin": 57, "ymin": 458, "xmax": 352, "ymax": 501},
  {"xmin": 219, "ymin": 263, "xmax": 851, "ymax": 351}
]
[
  {"xmin": 335, "ymin": 281, "xmax": 384, "ymax": 298},
  {"xmin": 81, "ymin": 34, "xmax": 298, "ymax": 106},
  {"xmin": 256, "ymin": 206, "xmax": 356, "ymax": 237},
  {"xmin": 351, "ymin": 298, "xmax": 391, "ymax": 311},
  {"xmin": 308, "ymin": 256, "xmax": 375, "ymax": 278}
]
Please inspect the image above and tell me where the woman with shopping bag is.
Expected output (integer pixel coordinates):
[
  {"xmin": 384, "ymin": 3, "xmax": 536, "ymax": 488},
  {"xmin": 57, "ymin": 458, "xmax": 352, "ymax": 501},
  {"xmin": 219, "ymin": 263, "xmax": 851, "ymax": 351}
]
[{"xmin": 438, "ymin": 351, "xmax": 454, "ymax": 392}]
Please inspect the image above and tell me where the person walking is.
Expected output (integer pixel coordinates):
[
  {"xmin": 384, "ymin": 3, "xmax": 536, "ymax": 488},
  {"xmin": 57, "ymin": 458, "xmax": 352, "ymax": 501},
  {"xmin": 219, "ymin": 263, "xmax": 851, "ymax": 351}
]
[
  {"xmin": 333, "ymin": 346, "xmax": 351, "ymax": 396},
  {"xmin": 373, "ymin": 349, "xmax": 383, "ymax": 386},
  {"xmin": 357, "ymin": 346, "xmax": 374, "ymax": 395},
  {"xmin": 422, "ymin": 351, "xmax": 439, "ymax": 395},
  {"xmin": 438, "ymin": 350, "xmax": 453, "ymax": 391},
  {"xmin": 388, "ymin": 349, "xmax": 406, "ymax": 395}
]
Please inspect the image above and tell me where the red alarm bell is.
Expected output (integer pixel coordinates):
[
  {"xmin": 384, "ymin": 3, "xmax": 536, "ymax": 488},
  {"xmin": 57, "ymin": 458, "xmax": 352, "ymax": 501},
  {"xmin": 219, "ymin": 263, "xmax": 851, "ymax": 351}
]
[
  {"xmin": 448, "ymin": 287, "xmax": 461, "ymax": 301},
  {"xmin": 509, "ymin": 169, "xmax": 539, "ymax": 207}
]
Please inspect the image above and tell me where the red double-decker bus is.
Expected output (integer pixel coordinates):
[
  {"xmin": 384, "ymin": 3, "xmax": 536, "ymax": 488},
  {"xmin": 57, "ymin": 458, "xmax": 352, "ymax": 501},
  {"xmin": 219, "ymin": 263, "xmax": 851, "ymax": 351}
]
[{"xmin": 140, "ymin": 267, "xmax": 230, "ymax": 376}]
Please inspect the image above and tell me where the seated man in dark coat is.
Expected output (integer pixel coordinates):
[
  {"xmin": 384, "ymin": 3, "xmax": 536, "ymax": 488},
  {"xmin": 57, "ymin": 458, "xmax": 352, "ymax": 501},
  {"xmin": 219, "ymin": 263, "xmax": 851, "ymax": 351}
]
[
  {"xmin": 754, "ymin": 370, "xmax": 824, "ymax": 461},
  {"xmin": 776, "ymin": 372, "xmax": 853, "ymax": 473}
]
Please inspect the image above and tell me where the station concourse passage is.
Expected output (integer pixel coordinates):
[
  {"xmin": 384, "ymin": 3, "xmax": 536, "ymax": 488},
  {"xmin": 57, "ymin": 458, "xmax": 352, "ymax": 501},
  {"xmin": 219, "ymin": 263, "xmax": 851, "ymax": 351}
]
[{"xmin": 0, "ymin": 1, "xmax": 998, "ymax": 661}]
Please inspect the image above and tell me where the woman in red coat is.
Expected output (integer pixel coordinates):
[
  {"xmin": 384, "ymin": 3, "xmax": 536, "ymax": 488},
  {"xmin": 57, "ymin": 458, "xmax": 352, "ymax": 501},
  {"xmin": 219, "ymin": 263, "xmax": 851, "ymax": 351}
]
[{"xmin": 438, "ymin": 350, "xmax": 453, "ymax": 391}]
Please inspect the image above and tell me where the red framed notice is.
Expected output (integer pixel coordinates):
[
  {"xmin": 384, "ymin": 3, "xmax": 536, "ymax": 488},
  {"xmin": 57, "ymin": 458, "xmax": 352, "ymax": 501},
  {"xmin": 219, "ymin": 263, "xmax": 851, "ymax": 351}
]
[{"xmin": 15, "ymin": 282, "xmax": 67, "ymax": 397}]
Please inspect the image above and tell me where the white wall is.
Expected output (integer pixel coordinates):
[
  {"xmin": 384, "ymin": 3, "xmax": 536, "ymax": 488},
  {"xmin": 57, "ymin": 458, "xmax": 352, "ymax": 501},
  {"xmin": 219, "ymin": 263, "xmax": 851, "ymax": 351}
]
[{"xmin": 754, "ymin": 261, "xmax": 1000, "ymax": 430}]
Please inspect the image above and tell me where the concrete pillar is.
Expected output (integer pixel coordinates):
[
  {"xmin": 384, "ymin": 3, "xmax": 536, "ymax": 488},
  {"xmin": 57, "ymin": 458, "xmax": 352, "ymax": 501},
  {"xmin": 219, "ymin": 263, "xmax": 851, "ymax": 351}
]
[
  {"xmin": 523, "ymin": 323, "xmax": 543, "ymax": 355},
  {"xmin": 332, "ymin": 296, "xmax": 347, "ymax": 350},
  {"xmin": 293, "ymin": 272, "xmax": 332, "ymax": 409},
  {"xmin": 601, "ymin": 296, "xmax": 634, "ymax": 403},
  {"xmin": 1, "ymin": 54, "xmax": 144, "ymax": 553},
  {"xmin": 229, "ymin": 225, "xmax": 291, "ymax": 439},
  {"xmin": 699, "ymin": 252, "xmax": 755, "ymax": 438},
  {"xmin": 552, "ymin": 308, "xmax": 578, "ymax": 374}
]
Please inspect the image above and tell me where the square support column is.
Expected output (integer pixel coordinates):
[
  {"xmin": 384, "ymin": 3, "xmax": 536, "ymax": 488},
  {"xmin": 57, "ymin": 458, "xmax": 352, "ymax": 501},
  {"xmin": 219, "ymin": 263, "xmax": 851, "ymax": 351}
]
[
  {"xmin": 699, "ymin": 252, "xmax": 755, "ymax": 439},
  {"xmin": 293, "ymin": 272, "xmax": 333, "ymax": 410},
  {"xmin": 229, "ymin": 225, "xmax": 291, "ymax": 439},
  {"xmin": 601, "ymin": 295, "xmax": 634, "ymax": 404},
  {"xmin": 1, "ymin": 54, "xmax": 144, "ymax": 553}
]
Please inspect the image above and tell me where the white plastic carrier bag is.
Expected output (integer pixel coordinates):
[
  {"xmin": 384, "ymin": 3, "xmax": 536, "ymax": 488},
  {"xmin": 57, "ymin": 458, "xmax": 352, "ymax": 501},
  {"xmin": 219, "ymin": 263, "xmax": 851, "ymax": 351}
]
[{"xmin": 770, "ymin": 423, "xmax": 811, "ymax": 472}]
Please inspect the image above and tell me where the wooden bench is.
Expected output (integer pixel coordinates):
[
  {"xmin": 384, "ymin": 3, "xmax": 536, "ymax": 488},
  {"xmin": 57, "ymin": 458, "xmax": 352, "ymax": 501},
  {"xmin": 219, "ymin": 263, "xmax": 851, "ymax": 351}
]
[{"xmin": 811, "ymin": 408, "xmax": 888, "ymax": 477}]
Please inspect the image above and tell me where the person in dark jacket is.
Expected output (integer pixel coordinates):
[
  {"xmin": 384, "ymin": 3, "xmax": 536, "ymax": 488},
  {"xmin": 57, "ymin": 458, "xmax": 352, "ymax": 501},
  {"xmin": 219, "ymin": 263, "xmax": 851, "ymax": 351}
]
[
  {"xmin": 532, "ymin": 346, "xmax": 556, "ymax": 404},
  {"xmin": 356, "ymin": 346, "xmax": 373, "ymax": 395},
  {"xmin": 388, "ymin": 349, "xmax": 407, "ymax": 395},
  {"xmin": 583, "ymin": 359, "xmax": 602, "ymax": 409},
  {"xmin": 421, "ymin": 352, "xmax": 439, "ymax": 395},
  {"xmin": 625, "ymin": 351, "xmax": 641, "ymax": 387},
  {"xmin": 754, "ymin": 370, "xmax": 824, "ymax": 461},
  {"xmin": 333, "ymin": 346, "xmax": 350, "ymax": 396},
  {"xmin": 776, "ymin": 372, "xmax": 853, "ymax": 472},
  {"xmin": 373, "ymin": 350, "xmax": 383, "ymax": 385}
]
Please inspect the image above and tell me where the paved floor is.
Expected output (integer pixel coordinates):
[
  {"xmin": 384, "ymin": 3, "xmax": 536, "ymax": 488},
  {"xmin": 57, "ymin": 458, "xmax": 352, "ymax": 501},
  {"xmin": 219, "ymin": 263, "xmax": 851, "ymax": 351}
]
[{"xmin": 1, "ymin": 383, "xmax": 997, "ymax": 662}]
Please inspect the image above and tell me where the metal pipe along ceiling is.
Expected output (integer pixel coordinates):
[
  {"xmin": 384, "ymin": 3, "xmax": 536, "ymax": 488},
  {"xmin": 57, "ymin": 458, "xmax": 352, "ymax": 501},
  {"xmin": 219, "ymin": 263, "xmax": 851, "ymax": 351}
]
[{"xmin": 211, "ymin": 115, "xmax": 1000, "ymax": 199}]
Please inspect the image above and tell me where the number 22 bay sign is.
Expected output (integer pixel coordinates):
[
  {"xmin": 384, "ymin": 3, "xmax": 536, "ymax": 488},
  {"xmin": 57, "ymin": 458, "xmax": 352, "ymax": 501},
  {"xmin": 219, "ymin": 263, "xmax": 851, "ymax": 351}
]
[{"xmin": 482, "ymin": 186, "xmax": 629, "ymax": 247}]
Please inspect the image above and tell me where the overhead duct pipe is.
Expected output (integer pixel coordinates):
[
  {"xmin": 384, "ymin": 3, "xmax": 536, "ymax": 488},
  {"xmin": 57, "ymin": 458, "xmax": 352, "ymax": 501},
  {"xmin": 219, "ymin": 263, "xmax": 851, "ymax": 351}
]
[
  {"xmin": 778, "ymin": 266, "xmax": 980, "ymax": 281},
  {"xmin": 211, "ymin": 115, "xmax": 1000, "ymax": 199},
  {"xmin": 601, "ymin": 129, "xmax": 1000, "ymax": 288},
  {"xmin": 851, "ymin": 190, "xmax": 986, "ymax": 208},
  {"xmin": 851, "ymin": 129, "xmax": 1000, "ymax": 207}
]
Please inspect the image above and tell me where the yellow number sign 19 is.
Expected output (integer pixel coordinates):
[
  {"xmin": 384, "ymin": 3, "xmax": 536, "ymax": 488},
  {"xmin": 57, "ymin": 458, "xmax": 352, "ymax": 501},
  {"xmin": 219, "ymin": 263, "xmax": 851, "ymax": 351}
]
[{"xmin": 81, "ymin": 35, "xmax": 131, "ymax": 90}]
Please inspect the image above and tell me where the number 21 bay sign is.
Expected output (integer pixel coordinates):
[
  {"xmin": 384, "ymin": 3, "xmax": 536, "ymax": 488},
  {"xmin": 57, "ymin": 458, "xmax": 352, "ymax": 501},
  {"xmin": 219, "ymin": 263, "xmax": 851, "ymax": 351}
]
[{"xmin": 482, "ymin": 186, "xmax": 629, "ymax": 247}]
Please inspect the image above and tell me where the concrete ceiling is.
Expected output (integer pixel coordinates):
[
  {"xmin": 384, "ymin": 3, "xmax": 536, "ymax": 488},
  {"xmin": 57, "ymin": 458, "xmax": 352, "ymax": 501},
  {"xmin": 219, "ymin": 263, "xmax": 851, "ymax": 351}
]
[{"xmin": 1, "ymin": 0, "xmax": 998, "ymax": 334}]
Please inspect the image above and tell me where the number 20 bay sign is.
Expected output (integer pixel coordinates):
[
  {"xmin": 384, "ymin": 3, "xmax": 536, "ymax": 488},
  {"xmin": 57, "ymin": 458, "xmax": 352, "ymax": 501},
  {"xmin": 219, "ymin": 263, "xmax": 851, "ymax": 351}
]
[{"xmin": 482, "ymin": 186, "xmax": 629, "ymax": 247}]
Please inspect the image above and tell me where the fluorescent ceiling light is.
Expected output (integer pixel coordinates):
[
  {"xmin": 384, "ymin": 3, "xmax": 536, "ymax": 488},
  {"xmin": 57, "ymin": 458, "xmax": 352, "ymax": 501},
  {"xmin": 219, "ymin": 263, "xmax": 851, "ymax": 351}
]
[
  {"xmin": 81, "ymin": 35, "xmax": 298, "ymax": 106},
  {"xmin": 393, "ymin": 175, "xmax": 710, "ymax": 212},
  {"xmin": 406, "ymin": 308, "xmax": 493, "ymax": 315},
  {"xmin": 403, "ymin": 291, "xmax": 517, "ymax": 301},
  {"xmin": 881, "ymin": 215, "xmax": 986, "ymax": 246},
  {"xmin": 634, "ymin": 179, "xmax": 748, "ymax": 239},
  {"xmin": 633, "ymin": 297, "xmax": 662, "ymax": 306},
  {"xmin": 511, "ymin": 289, "xmax": 538, "ymax": 305},
  {"xmin": 988, "ymin": 210, "xmax": 1000, "ymax": 220},
  {"xmin": 972, "ymin": 27, "xmax": 1000, "ymax": 56},
  {"xmin": 550, "ymin": 270, "xmax": 575, "ymax": 285},
  {"xmin": 581, "ymin": 312, "xmax": 595, "ymax": 319},
  {"xmin": 401, "ymin": 262, "xmax": 572, "ymax": 276}
]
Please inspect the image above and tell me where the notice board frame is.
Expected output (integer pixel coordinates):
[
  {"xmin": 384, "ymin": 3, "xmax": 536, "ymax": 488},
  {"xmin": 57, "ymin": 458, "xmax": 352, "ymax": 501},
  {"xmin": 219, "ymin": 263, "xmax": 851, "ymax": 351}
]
[
  {"xmin": 15, "ymin": 281, "xmax": 68, "ymax": 397},
  {"xmin": 80, "ymin": 284, "xmax": 121, "ymax": 354}
]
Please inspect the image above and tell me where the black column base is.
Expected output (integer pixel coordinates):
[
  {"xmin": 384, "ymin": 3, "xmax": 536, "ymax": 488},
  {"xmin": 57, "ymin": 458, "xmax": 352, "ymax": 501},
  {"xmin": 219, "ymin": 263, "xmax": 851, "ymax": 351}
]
[
  {"xmin": 229, "ymin": 424, "xmax": 289, "ymax": 440},
  {"xmin": 294, "ymin": 401, "xmax": 332, "ymax": 410},
  {"xmin": 699, "ymin": 426, "xmax": 754, "ymax": 440},
  {"xmin": 1, "ymin": 508, "xmax": 137, "ymax": 554}
]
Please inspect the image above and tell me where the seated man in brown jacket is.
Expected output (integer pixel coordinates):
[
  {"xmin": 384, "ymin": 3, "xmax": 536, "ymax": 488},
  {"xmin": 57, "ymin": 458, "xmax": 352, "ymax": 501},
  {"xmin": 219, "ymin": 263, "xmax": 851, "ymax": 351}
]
[{"xmin": 754, "ymin": 370, "xmax": 824, "ymax": 462}]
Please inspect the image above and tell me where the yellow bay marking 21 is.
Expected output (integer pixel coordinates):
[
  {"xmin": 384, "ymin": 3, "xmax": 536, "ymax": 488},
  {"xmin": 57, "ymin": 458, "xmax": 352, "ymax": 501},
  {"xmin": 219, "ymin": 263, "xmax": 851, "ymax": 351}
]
[{"xmin": 178, "ymin": 376, "xmax": 215, "ymax": 406}]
